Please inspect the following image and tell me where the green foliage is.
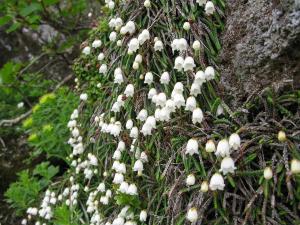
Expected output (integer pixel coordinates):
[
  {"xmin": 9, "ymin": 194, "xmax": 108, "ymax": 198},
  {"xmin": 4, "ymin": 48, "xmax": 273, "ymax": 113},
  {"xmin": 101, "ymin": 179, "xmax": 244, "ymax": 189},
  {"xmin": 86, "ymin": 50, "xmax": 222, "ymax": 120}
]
[
  {"xmin": 5, "ymin": 161, "xmax": 59, "ymax": 216},
  {"xmin": 0, "ymin": 61, "xmax": 54, "ymax": 137},
  {"xmin": 24, "ymin": 87, "xmax": 79, "ymax": 159},
  {"xmin": 0, "ymin": 0, "xmax": 88, "ymax": 33},
  {"xmin": 5, "ymin": 170, "xmax": 42, "ymax": 215}
]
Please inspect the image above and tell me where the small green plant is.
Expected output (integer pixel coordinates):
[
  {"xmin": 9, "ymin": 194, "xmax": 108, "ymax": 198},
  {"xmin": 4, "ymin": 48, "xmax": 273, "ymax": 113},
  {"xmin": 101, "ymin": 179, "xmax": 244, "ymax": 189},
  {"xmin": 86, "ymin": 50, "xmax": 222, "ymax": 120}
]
[{"xmin": 24, "ymin": 87, "xmax": 79, "ymax": 159}]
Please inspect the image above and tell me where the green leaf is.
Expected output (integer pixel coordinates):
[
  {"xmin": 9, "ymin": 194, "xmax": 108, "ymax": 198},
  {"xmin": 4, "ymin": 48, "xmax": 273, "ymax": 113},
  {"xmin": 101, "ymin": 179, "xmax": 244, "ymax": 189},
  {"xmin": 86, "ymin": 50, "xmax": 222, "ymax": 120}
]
[
  {"xmin": 0, "ymin": 15, "xmax": 12, "ymax": 26},
  {"xmin": 6, "ymin": 22, "xmax": 21, "ymax": 33},
  {"xmin": 33, "ymin": 161, "xmax": 59, "ymax": 180},
  {"xmin": 43, "ymin": 0, "xmax": 60, "ymax": 6},
  {"xmin": 20, "ymin": 3, "xmax": 42, "ymax": 17}
]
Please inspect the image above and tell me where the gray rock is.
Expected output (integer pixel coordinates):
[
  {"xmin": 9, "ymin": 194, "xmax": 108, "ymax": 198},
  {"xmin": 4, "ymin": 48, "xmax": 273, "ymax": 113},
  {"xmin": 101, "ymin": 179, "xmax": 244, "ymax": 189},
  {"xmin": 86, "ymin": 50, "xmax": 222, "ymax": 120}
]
[{"xmin": 219, "ymin": 0, "xmax": 300, "ymax": 107}]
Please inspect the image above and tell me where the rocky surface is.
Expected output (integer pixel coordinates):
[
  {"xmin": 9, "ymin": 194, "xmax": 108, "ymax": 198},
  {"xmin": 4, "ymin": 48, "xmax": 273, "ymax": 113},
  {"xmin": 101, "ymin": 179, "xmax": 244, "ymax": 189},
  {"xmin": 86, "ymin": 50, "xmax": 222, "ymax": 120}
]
[{"xmin": 219, "ymin": 0, "xmax": 300, "ymax": 107}]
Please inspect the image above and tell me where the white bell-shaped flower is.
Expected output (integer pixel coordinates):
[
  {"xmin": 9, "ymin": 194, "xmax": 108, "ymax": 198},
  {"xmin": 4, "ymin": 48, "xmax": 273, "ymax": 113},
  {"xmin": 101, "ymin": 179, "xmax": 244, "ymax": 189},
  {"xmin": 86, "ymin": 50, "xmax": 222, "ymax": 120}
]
[
  {"xmin": 185, "ymin": 96, "xmax": 197, "ymax": 111},
  {"xmin": 109, "ymin": 31, "xmax": 117, "ymax": 42},
  {"xmin": 113, "ymin": 173, "xmax": 124, "ymax": 184},
  {"xmin": 119, "ymin": 181, "xmax": 129, "ymax": 193},
  {"xmin": 205, "ymin": 140, "xmax": 216, "ymax": 153},
  {"xmin": 137, "ymin": 109, "xmax": 148, "ymax": 121},
  {"xmin": 215, "ymin": 139, "xmax": 230, "ymax": 157},
  {"xmin": 190, "ymin": 82, "xmax": 201, "ymax": 96},
  {"xmin": 205, "ymin": 1, "xmax": 215, "ymax": 15},
  {"xmin": 291, "ymin": 159, "xmax": 300, "ymax": 174},
  {"xmin": 229, "ymin": 133, "xmax": 241, "ymax": 150},
  {"xmin": 114, "ymin": 73, "xmax": 124, "ymax": 84},
  {"xmin": 204, "ymin": 66, "xmax": 215, "ymax": 80},
  {"xmin": 154, "ymin": 40, "xmax": 163, "ymax": 51},
  {"xmin": 183, "ymin": 57, "xmax": 196, "ymax": 72},
  {"xmin": 138, "ymin": 29, "xmax": 150, "ymax": 45},
  {"xmin": 126, "ymin": 21, "xmax": 136, "ymax": 34},
  {"xmin": 219, "ymin": 157, "xmax": 236, "ymax": 175},
  {"xmin": 174, "ymin": 56, "xmax": 184, "ymax": 71},
  {"xmin": 209, "ymin": 173, "xmax": 225, "ymax": 191},
  {"xmin": 173, "ymin": 93, "xmax": 185, "ymax": 108},
  {"xmin": 127, "ymin": 184, "xmax": 138, "ymax": 195},
  {"xmin": 139, "ymin": 210, "xmax": 147, "ymax": 222},
  {"xmin": 160, "ymin": 72, "xmax": 170, "ymax": 84},
  {"xmin": 98, "ymin": 52, "xmax": 105, "ymax": 61},
  {"xmin": 264, "ymin": 167, "xmax": 273, "ymax": 180},
  {"xmin": 148, "ymin": 88, "xmax": 157, "ymax": 100},
  {"xmin": 92, "ymin": 40, "xmax": 102, "ymax": 48},
  {"xmin": 166, "ymin": 99, "xmax": 176, "ymax": 113},
  {"xmin": 124, "ymin": 84, "xmax": 134, "ymax": 97},
  {"xmin": 195, "ymin": 70, "xmax": 206, "ymax": 85},
  {"xmin": 186, "ymin": 207, "xmax": 198, "ymax": 223},
  {"xmin": 82, "ymin": 46, "xmax": 91, "ymax": 55},
  {"xmin": 186, "ymin": 139, "xmax": 199, "ymax": 155},
  {"xmin": 156, "ymin": 92, "xmax": 167, "ymax": 107},
  {"xmin": 99, "ymin": 64, "xmax": 108, "ymax": 74},
  {"xmin": 126, "ymin": 119, "xmax": 133, "ymax": 130},
  {"xmin": 183, "ymin": 22, "xmax": 190, "ymax": 31},
  {"xmin": 186, "ymin": 174, "xmax": 196, "ymax": 186},
  {"xmin": 134, "ymin": 54, "xmax": 142, "ymax": 63},
  {"xmin": 192, "ymin": 40, "xmax": 201, "ymax": 50},
  {"xmin": 144, "ymin": 72, "xmax": 153, "ymax": 84},
  {"xmin": 128, "ymin": 38, "xmax": 139, "ymax": 52},
  {"xmin": 133, "ymin": 160, "xmax": 144, "ymax": 173},
  {"xmin": 192, "ymin": 108, "xmax": 203, "ymax": 124},
  {"xmin": 178, "ymin": 38, "xmax": 188, "ymax": 52},
  {"xmin": 130, "ymin": 127, "xmax": 139, "ymax": 139}
]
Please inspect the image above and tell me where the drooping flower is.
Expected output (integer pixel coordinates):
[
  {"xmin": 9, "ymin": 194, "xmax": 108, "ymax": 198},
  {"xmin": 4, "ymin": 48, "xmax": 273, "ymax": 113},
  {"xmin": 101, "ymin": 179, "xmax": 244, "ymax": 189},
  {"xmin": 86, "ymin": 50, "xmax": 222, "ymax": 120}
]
[
  {"xmin": 166, "ymin": 99, "xmax": 176, "ymax": 113},
  {"xmin": 144, "ymin": 72, "xmax": 153, "ymax": 84},
  {"xmin": 138, "ymin": 29, "xmax": 150, "ymax": 45},
  {"xmin": 137, "ymin": 109, "xmax": 148, "ymax": 121},
  {"xmin": 215, "ymin": 139, "xmax": 230, "ymax": 157},
  {"xmin": 128, "ymin": 38, "xmax": 139, "ymax": 52},
  {"xmin": 113, "ymin": 173, "xmax": 124, "ymax": 184},
  {"xmin": 156, "ymin": 92, "xmax": 167, "ymax": 107},
  {"xmin": 174, "ymin": 56, "xmax": 184, "ymax": 71},
  {"xmin": 183, "ymin": 57, "xmax": 196, "ymax": 72},
  {"xmin": 192, "ymin": 108, "xmax": 203, "ymax": 124},
  {"xmin": 80, "ymin": 93, "xmax": 88, "ymax": 101},
  {"xmin": 98, "ymin": 52, "xmax": 105, "ymax": 61},
  {"xmin": 204, "ymin": 66, "xmax": 215, "ymax": 80},
  {"xmin": 119, "ymin": 181, "xmax": 129, "ymax": 193},
  {"xmin": 209, "ymin": 173, "xmax": 225, "ymax": 191},
  {"xmin": 144, "ymin": 0, "xmax": 151, "ymax": 8},
  {"xmin": 124, "ymin": 84, "xmax": 134, "ymax": 97},
  {"xmin": 173, "ymin": 93, "xmax": 185, "ymax": 108},
  {"xmin": 194, "ymin": 70, "xmax": 206, "ymax": 85},
  {"xmin": 291, "ymin": 159, "xmax": 300, "ymax": 174},
  {"xmin": 185, "ymin": 96, "xmax": 197, "ymax": 112},
  {"xmin": 278, "ymin": 130, "xmax": 287, "ymax": 142},
  {"xmin": 186, "ymin": 139, "xmax": 199, "ymax": 155},
  {"xmin": 183, "ymin": 22, "xmax": 191, "ymax": 31},
  {"xmin": 109, "ymin": 31, "xmax": 117, "ymax": 42},
  {"xmin": 82, "ymin": 46, "xmax": 91, "ymax": 55},
  {"xmin": 264, "ymin": 167, "xmax": 273, "ymax": 180},
  {"xmin": 178, "ymin": 38, "xmax": 188, "ymax": 52},
  {"xmin": 92, "ymin": 40, "xmax": 102, "ymax": 48},
  {"xmin": 205, "ymin": 1, "xmax": 215, "ymax": 15},
  {"xmin": 229, "ymin": 133, "xmax": 241, "ymax": 150},
  {"xmin": 127, "ymin": 184, "xmax": 138, "ymax": 195},
  {"xmin": 148, "ymin": 88, "xmax": 157, "ymax": 100},
  {"xmin": 133, "ymin": 160, "xmax": 144, "ymax": 175},
  {"xmin": 192, "ymin": 40, "xmax": 201, "ymax": 50},
  {"xmin": 139, "ymin": 210, "xmax": 147, "ymax": 222},
  {"xmin": 114, "ymin": 73, "xmax": 124, "ymax": 84},
  {"xmin": 154, "ymin": 40, "xmax": 163, "ymax": 51},
  {"xmin": 135, "ymin": 54, "xmax": 142, "ymax": 64},
  {"xmin": 186, "ymin": 207, "xmax": 198, "ymax": 223},
  {"xmin": 190, "ymin": 82, "xmax": 201, "ymax": 96},
  {"xmin": 219, "ymin": 157, "xmax": 236, "ymax": 175},
  {"xmin": 205, "ymin": 140, "xmax": 216, "ymax": 153},
  {"xmin": 186, "ymin": 174, "xmax": 196, "ymax": 186},
  {"xmin": 130, "ymin": 127, "xmax": 139, "ymax": 139},
  {"xmin": 99, "ymin": 64, "xmax": 108, "ymax": 74},
  {"xmin": 200, "ymin": 181, "xmax": 209, "ymax": 192},
  {"xmin": 160, "ymin": 72, "xmax": 170, "ymax": 84}
]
